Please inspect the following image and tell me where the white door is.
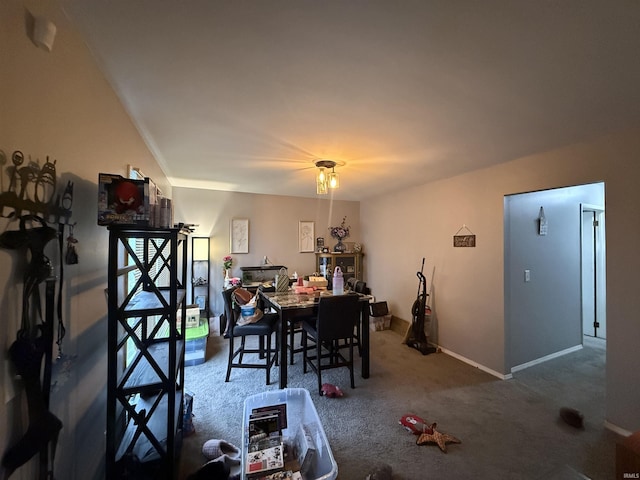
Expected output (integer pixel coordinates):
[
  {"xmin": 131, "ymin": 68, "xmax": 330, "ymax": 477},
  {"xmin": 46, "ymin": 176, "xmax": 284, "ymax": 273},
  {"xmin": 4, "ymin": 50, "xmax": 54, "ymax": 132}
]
[{"xmin": 581, "ymin": 205, "xmax": 606, "ymax": 339}]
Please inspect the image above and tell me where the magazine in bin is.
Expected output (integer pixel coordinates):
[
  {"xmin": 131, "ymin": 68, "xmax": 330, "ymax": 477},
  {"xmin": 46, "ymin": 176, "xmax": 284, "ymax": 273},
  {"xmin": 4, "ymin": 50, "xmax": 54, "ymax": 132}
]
[{"xmin": 242, "ymin": 388, "xmax": 338, "ymax": 480}]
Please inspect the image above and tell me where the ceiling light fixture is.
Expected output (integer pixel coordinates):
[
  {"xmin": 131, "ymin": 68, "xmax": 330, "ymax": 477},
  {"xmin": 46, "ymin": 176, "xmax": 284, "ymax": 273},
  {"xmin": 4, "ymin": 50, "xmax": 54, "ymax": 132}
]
[{"xmin": 315, "ymin": 160, "xmax": 339, "ymax": 195}]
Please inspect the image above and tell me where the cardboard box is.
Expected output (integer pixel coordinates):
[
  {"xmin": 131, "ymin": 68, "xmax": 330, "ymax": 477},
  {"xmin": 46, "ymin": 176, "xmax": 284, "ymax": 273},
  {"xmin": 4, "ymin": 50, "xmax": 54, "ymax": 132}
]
[
  {"xmin": 617, "ymin": 431, "xmax": 640, "ymax": 479},
  {"xmin": 303, "ymin": 276, "xmax": 328, "ymax": 288},
  {"xmin": 178, "ymin": 305, "xmax": 201, "ymax": 330},
  {"xmin": 369, "ymin": 314, "xmax": 392, "ymax": 331},
  {"xmin": 98, "ymin": 173, "xmax": 153, "ymax": 226}
]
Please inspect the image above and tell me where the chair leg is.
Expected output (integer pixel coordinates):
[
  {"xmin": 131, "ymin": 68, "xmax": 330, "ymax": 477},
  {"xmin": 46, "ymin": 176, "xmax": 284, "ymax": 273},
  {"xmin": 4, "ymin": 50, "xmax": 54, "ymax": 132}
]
[
  {"xmin": 225, "ymin": 335, "xmax": 234, "ymax": 382},
  {"xmin": 289, "ymin": 322, "xmax": 295, "ymax": 365},
  {"xmin": 269, "ymin": 332, "xmax": 280, "ymax": 367},
  {"xmin": 316, "ymin": 341, "xmax": 323, "ymax": 395},
  {"xmin": 349, "ymin": 340, "xmax": 355, "ymax": 389},
  {"xmin": 302, "ymin": 330, "xmax": 308, "ymax": 373},
  {"xmin": 265, "ymin": 334, "xmax": 271, "ymax": 385},
  {"xmin": 239, "ymin": 337, "xmax": 246, "ymax": 364}
]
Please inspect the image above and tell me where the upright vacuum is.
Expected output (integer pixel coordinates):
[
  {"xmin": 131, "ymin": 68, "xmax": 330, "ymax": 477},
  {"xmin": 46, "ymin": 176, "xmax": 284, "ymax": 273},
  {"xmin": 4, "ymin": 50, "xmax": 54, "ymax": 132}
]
[{"xmin": 406, "ymin": 258, "xmax": 436, "ymax": 355}]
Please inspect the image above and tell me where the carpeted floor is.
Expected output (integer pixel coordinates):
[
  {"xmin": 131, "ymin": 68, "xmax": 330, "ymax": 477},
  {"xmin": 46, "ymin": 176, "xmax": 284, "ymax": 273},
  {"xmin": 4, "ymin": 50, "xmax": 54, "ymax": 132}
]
[{"xmin": 179, "ymin": 330, "xmax": 618, "ymax": 480}]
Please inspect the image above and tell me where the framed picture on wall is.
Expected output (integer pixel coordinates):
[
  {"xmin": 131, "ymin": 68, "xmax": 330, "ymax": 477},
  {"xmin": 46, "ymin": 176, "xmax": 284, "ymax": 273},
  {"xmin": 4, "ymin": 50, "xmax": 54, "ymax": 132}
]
[
  {"xmin": 231, "ymin": 218, "xmax": 249, "ymax": 254},
  {"xmin": 299, "ymin": 221, "xmax": 315, "ymax": 252}
]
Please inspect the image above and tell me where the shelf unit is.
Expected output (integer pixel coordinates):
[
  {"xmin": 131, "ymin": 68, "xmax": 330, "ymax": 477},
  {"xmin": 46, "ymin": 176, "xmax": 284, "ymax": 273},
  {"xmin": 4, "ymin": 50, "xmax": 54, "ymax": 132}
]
[
  {"xmin": 191, "ymin": 236, "xmax": 210, "ymax": 318},
  {"xmin": 106, "ymin": 226, "xmax": 188, "ymax": 479},
  {"xmin": 315, "ymin": 252, "xmax": 363, "ymax": 285}
]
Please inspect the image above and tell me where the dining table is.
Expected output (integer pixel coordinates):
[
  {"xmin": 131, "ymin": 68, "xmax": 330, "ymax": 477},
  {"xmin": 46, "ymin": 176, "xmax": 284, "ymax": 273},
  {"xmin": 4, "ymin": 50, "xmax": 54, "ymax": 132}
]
[{"xmin": 258, "ymin": 289, "xmax": 371, "ymax": 389}]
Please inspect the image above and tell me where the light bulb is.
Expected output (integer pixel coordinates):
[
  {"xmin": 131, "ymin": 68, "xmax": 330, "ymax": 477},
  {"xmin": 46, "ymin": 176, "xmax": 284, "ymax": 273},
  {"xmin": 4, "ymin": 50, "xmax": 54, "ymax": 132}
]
[{"xmin": 329, "ymin": 170, "xmax": 339, "ymax": 189}]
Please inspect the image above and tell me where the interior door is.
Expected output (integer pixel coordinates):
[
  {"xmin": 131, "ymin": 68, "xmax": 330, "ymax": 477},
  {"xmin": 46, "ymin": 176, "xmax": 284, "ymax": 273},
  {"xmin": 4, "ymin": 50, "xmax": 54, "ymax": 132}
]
[{"xmin": 581, "ymin": 206, "xmax": 606, "ymax": 339}]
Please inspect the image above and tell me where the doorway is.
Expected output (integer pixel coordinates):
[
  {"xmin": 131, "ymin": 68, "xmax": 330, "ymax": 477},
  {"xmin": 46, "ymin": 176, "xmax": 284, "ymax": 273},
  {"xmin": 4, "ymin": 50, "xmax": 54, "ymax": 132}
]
[
  {"xmin": 581, "ymin": 204, "xmax": 606, "ymax": 339},
  {"xmin": 505, "ymin": 182, "xmax": 605, "ymax": 371}
]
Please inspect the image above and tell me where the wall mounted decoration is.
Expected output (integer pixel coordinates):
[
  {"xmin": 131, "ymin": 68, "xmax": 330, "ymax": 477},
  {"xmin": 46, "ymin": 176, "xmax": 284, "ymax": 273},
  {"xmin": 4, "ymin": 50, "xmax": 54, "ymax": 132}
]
[
  {"xmin": 0, "ymin": 147, "xmax": 74, "ymax": 479},
  {"xmin": 230, "ymin": 218, "xmax": 249, "ymax": 254},
  {"xmin": 0, "ymin": 149, "xmax": 73, "ymax": 224},
  {"xmin": 538, "ymin": 207, "xmax": 548, "ymax": 236},
  {"xmin": 453, "ymin": 224, "xmax": 476, "ymax": 247},
  {"xmin": 299, "ymin": 221, "xmax": 315, "ymax": 252}
]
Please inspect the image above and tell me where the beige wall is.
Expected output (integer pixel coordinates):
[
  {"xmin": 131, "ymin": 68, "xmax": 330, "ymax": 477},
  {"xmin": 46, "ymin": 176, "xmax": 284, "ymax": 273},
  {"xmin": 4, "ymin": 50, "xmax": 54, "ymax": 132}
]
[
  {"xmin": 172, "ymin": 187, "xmax": 360, "ymax": 316},
  {"xmin": 1, "ymin": 1, "xmax": 170, "ymax": 478},
  {"xmin": 362, "ymin": 128, "xmax": 640, "ymax": 433}
]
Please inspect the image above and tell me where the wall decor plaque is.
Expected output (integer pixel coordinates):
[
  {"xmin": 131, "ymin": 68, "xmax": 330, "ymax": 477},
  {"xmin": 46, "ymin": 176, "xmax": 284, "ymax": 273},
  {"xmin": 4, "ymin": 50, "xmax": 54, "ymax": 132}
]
[{"xmin": 453, "ymin": 225, "xmax": 476, "ymax": 248}]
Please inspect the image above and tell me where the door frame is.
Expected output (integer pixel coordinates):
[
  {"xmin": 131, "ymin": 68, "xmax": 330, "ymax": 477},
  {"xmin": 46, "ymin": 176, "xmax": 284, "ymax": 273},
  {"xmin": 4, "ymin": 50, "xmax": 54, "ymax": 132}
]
[{"xmin": 580, "ymin": 203, "xmax": 606, "ymax": 339}]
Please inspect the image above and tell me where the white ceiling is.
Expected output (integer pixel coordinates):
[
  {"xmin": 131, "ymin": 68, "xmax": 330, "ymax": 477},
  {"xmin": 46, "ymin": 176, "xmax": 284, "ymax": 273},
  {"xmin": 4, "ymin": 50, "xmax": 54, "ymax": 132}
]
[{"xmin": 60, "ymin": 0, "xmax": 640, "ymax": 201}]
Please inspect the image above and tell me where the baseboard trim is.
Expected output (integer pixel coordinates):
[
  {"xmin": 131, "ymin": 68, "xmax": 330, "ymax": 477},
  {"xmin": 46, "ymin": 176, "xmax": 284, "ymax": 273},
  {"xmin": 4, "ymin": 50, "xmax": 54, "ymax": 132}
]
[
  {"xmin": 510, "ymin": 344, "xmax": 583, "ymax": 373},
  {"xmin": 437, "ymin": 346, "xmax": 512, "ymax": 380},
  {"xmin": 391, "ymin": 316, "xmax": 510, "ymax": 379},
  {"xmin": 604, "ymin": 420, "xmax": 634, "ymax": 437}
]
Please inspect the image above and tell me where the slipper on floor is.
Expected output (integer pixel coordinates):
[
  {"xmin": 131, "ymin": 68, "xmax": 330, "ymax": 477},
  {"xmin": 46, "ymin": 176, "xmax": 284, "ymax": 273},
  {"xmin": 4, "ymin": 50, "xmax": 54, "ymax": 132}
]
[{"xmin": 202, "ymin": 439, "xmax": 240, "ymax": 460}]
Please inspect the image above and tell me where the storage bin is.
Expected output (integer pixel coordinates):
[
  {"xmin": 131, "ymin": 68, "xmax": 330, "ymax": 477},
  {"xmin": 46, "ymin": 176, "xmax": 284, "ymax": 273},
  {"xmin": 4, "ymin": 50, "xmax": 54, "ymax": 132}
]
[
  {"xmin": 242, "ymin": 388, "xmax": 338, "ymax": 480},
  {"xmin": 185, "ymin": 321, "xmax": 209, "ymax": 366},
  {"xmin": 369, "ymin": 315, "xmax": 392, "ymax": 331}
]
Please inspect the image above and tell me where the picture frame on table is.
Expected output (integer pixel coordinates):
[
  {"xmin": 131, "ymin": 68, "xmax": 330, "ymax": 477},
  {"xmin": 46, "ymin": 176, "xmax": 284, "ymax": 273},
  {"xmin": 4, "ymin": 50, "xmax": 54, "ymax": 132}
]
[
  {"xmin": 231, "ymin": 218, "xmax": 249, "ymax": 253},
  {"xmin": 298, "ymin": 221, "xmax": 315, "ymax": 252}
]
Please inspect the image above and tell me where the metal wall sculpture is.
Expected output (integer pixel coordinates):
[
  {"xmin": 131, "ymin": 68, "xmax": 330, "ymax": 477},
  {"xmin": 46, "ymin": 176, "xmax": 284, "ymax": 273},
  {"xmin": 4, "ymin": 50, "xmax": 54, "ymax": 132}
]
[
  {"xmin": 0, "ymin": 148, "xmax": 74, "ymax": 479},
  {"xmin": 0, "ymin": 150, "xmax": 73, "ymax": 223}
]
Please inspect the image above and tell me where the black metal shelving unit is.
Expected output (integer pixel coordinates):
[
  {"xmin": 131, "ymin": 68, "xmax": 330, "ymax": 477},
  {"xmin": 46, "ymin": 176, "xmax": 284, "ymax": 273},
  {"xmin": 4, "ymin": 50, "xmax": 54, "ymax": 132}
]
[{"xmin": 106, "ymin": 226, "xmax": 188, "ymax": 479}]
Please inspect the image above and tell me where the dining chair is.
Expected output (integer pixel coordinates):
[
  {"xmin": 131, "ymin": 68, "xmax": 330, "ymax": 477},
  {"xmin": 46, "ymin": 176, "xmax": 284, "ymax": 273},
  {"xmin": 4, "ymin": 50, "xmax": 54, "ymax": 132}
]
[
  {"xmin": 222, "ymin": 286, "xmax": 279, "ymax": 384},
  {"xmin": 301, "ymin": 293, "xmax": 360, "ymax": 395},
  {"xmin": 259, "ymin": 284, "xmax": 309, "ymax": 365},
  {"xmin": 337, "ymin": 279, "xmax": 367, "ymax": 355},
  {"xmin": 287, "ymin": 320, "xmax": 307, "ymax": 365}
]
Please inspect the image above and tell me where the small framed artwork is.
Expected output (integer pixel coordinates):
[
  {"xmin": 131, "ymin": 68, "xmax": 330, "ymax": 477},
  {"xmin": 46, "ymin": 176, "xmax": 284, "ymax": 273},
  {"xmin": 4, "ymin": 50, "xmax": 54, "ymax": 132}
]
[
  {"xmin": 299, "ymin": 221, "xmax": 315, "ymax": 253},
  {"xmin": 231, "ymin": 218, "xmax": 249, "ymax": 254},
  {"xmin": 195, "ymin": 296, "xmax": 206, "ymax": 311}
]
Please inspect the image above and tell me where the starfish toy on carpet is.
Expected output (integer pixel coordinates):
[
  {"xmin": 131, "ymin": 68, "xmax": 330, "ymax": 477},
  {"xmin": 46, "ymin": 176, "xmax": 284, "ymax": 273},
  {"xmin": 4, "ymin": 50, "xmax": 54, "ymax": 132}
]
[{"xmin": 416, "ymin": 423, "xmax": 461, "ymax": 452}]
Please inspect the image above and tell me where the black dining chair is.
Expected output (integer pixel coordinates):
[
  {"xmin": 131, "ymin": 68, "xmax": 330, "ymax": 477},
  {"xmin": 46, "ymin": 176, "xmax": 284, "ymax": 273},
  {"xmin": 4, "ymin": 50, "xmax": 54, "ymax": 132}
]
[
  {"xmin": 222, "ymin": 286, "xmax": 279, "ymax": 385},
  {"xmin": 337, "ymin": 278, "xmax": 367, "ymax": 355},
  {"xmin": 259, "ymin": 284, "xmax": 309, "ymax": 366},
  {"xmin": 301, "ymin": 293, "xmax": 360, "ymax": 395},
  {"xmin": 287, "ymin": 319, "xmax": 307, "ymax": 365}
]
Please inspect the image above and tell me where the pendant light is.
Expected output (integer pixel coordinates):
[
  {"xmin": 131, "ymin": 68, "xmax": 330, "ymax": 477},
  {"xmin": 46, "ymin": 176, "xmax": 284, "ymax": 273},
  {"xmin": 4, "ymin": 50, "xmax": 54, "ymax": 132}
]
[{"xmin": 315, "ymin": 160, "xmax": 339, "ymax": 194}]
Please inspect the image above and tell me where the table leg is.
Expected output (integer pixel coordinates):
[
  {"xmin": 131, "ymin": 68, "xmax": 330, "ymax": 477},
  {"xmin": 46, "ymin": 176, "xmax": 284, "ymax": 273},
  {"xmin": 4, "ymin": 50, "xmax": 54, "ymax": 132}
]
[
  {"xmin": 278, "ymin": 311, "xmax": 288, "ymax": 388},
  {"xmin": 361, "ymin": 303, "xmax": 370, "ymax": 378}
]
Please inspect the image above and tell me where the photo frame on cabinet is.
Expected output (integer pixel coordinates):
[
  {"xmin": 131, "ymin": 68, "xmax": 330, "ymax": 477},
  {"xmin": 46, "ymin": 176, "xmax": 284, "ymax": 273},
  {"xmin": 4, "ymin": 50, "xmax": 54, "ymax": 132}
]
[
  {"xmin": 299, "ymin": 221, "xmax": 315, "ymax": 252},
  {"xmin": 231, "ymin": 218, "xmax": 249, "ymax": 254}
]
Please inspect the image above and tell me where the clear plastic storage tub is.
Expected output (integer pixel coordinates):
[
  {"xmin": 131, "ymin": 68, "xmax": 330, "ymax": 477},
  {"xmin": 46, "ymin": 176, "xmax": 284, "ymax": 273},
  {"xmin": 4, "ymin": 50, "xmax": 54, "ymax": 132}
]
[{"xmin": 242, "ymin": 388, "xmax": 338, "ymax": 480}]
